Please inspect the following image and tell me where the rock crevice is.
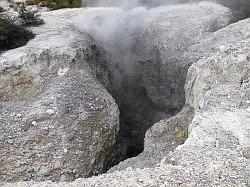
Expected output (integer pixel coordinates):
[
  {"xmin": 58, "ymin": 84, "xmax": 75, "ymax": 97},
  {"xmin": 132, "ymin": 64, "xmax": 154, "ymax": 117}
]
[
  {"xmin": 0, "ymin": 1, "xmax": 249, "ymax": 186},
  {"xmin": 76, "ymin": 1, "xmax": 233, "ymax": 169}
]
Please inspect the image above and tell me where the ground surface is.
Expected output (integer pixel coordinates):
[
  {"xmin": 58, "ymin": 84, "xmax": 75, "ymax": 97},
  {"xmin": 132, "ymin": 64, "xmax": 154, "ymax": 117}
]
[{"xmin": 0, "ymin": 2, "xmax": 249, "ymax": 186}]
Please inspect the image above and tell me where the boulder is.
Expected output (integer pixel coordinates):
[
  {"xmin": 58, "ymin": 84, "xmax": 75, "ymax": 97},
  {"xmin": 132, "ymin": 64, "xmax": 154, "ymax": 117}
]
[{"xmin": 0, "ymin": 9, "xmax": 119, "ymax": 182}]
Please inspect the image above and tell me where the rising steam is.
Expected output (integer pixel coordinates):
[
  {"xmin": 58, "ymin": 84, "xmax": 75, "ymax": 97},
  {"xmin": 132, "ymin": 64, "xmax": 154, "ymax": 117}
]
[{"xmin": 73, "ymin": 0, "xmax": 250, "ymax": 165}]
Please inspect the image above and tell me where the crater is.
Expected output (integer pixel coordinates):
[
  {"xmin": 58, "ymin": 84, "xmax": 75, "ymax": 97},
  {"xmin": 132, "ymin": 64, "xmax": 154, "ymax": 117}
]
[
  {"xmin": 78, "ymin": 7, "xmax": 186, "ymax": 170},
  {"xmin": 76, "ymin": 0, "xmax": 245, "ymax": 174}
]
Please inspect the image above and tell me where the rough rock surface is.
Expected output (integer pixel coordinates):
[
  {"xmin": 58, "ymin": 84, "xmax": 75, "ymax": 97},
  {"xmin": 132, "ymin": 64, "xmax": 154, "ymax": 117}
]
[
  {"xmin": 107, "ymin": 1, "xmax": 233, "ymax": 167},
  {"xmin": 1, "ymin": 2, "xmax": 250, "ymax": 187},
  {"xmin": 111, "ymin": 16, "xmax": 250, "ymax": 184},
  {"xmin": 0, "ymin": 9, "xmax": 119, "ymax": 182},
  {"xmin": 74, "ymin": 2, "xmax": 234, "ymax": 163},
  {"xmin": 4, "ymin": 16, "xmax": 249, "ymax": 187},
  {"xmin": 133, "ymin": 2, "xmax": 232, "ymax": 112},
  {"xmin": 110, "ymin": 4, "xmax": 250, "ymax": 172}
]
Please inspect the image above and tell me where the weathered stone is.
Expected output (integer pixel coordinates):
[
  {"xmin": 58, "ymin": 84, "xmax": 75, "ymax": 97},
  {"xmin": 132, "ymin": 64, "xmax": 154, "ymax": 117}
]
[
  {"xmin": 0, "ymin": 9, "xmax": 119, "ymax": 182},
  {"xmin": 8, "ymin": 16, "xmax": 248, "ymax": 187},
  {"xmin": 105, "ymin": 1, "xmax": 233, "ymax": 170},
  {"xmin": 134, "ymin": 1, "xmax": 232, "ymax": 111},
  {"xmin": 1, "ymin": 1, "xmax": 250, "ymax": 187},
  {"xmin": 74, "ymin": 1, "xmax": 234, "ymax": 164}
]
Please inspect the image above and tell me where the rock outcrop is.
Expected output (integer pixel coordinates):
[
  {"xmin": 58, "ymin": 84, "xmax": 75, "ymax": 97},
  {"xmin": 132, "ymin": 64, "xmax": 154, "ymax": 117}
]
[
  {"xmin": 107, "ymin": 1, "xmax": 233, "ymax": 170},
  {"xmin": 0, "ymin": 9, "xmax": 119, "ymax": 182},
  {"xmin": 74, "ymin": 2, "xmax": 234, "ymax": 164},
  {"xmin": 103, "ymin": 16, "xmax": 250, "ymax": 186},
  {"xmin": 0, "ymin": 1, "xmax": 249, "ymax": 186},
  {"xmin": 109, "ymin": 2, "xmax": 249, "ymax": 173},
  {"xmin": 134, "ymin": 2, "xmax": 232, "ymax": 111},
  {"xmin": 5, "ymin": 16, "xmax": 248, "ymax": 187}
]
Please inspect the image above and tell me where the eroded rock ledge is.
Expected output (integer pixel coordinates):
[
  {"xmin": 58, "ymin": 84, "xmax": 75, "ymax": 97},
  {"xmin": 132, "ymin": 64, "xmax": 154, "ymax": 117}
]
[
  {"xmin": 0, "ymin": 9, "xmax": 119, "ymax": 182},
  {"xmin": 5, "ymin": 16, "xmax": 248, "ymax": 187}
]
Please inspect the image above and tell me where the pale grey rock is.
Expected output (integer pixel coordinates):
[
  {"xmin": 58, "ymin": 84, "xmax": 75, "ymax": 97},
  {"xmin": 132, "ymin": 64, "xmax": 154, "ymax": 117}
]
[
  {"xmin": 110, "ymin": 18, "xmax": 249, "ymax": 186},
  {"xmin": 110, "ymin": 5, "xmax": 249, "ymax": 173},
  {"xmin": 7, "ymin": 17, "xmax": 248, "ymax": 187},
  {"xmin": 108, "ymin": 2, "xmax": 233, "ymax": 171},
  {"xmin": 109, "ymin": 106, "xmax": 194, "ymax": 172},
  {"xmin": 1, "ymin": 4, "xmax": 250, "ymax": 187},
  {"xmin": 134, "ymin": 2, "xmax": 232, "ymax": 111},
  {"xmin": 78, "ymin": 2, "xmax": 234, "ymax": 165},
  {"xmin": 0, "ymin": 9, "xmax": 119, "ymax": 182},
  {"xmin": 12, "ymin": 0, "xmax": 26, "ymax": 3},
  {"xmin": 0, "ymin": 0, "xmax": 11, "ymax": 10}
]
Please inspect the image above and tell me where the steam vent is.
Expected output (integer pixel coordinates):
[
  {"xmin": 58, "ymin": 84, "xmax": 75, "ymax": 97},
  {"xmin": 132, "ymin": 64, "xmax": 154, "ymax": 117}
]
[{"xmin": 0, "ymin": 0, "xmax": 249, "ymax": 186}]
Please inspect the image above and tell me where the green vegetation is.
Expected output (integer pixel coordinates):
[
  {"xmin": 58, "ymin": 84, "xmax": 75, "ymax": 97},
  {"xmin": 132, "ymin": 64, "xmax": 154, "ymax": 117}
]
[
  {"xmin": 0, "ymin": 17, "xmax": 35, "ymax": 52},
  {"xmin": 26, "ymin": 0, "xmax": 81, "ymax": 9}
]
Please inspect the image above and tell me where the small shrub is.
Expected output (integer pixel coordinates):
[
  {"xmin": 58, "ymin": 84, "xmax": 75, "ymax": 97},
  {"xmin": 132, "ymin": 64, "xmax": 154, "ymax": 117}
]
[
  {"xmin": 26, "ymin": 0, "xmax": 81, "ymax": 9},
  {"xmin": 0, "ymin": 17, "xmax": 35, "ymax": 52},
  {"xmin": 18, "ymin": 4, "xmax": 44, "ymax": 26}
]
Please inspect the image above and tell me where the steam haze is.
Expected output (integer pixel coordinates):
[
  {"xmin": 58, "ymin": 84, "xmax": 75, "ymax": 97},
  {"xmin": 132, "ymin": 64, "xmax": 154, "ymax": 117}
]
[
  {"xmin": 73, "ymin": 0, "xmax": 250, "ymax": 164},
  {"xmin": 74, "ymin": 0, "xmax": 250, "ymax": 90},
  {"xmin": 82, "ymin": 0, "xmax": 250, "ymax": 9}
]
